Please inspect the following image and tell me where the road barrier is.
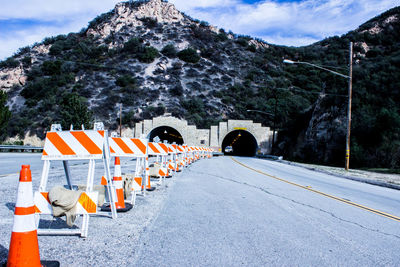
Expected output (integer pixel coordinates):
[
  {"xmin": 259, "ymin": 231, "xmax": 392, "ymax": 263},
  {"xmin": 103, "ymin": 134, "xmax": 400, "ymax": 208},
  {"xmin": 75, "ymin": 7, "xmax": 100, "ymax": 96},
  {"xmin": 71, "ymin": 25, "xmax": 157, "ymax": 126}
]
[
  {"xmin": 148, "ymin": 142, "xmax": 169, "ymax": 185},
  {"xmin": 36, "ymin": 128, "xmax": 117, "ymax": 237},
  {"xmin": 8, "ymin": 123, "xmax": 215, "ymax": 241},
  {"xmin": 109, "ymin": 136, "xmax": 149, "ymax": 203}
]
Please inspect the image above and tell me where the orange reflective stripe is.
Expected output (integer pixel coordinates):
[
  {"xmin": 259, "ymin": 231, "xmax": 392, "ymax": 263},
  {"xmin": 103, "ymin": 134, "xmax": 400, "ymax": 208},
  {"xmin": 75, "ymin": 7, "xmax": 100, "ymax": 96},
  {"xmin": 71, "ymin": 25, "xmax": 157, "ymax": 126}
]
[
  {"xmin": 46, "ymin": 132, "xmax": 75, "ymax": 155},
  {"xmin": 34, "ymin": 205, "xmax": 41, "ymax": 213},
  {"xmin": 98, "ymin": 130, "xmax": 105, "ymax": 137},
  {"xmin": 149, "ymin": 143, "xmax": 160, "ymax": 154},
  {"xmin": 78, "ymin": 193, "xmax": 97, "ymax": 213},
  {"xmin": 132, "ymin": 139, "xmax": 146, "ymax": 154},
  {"xmin": 110, "ymin": 147, "xmax": 116, "ymax": 153},
  {"xmin": 113, "ymin": 176, "xmax": 122, "ymax": 181},
  {"xmin": 134, "ymin": 177, "xmax": 142, "ymax": 187},
  {"xmin": 113, "ymin": 138, "xmax": 134, "ymax": 154},
  {"xmin": 42, "ymin": 150, "xmax": 48, "ymax": 156},
  {"xmin": 159, "ymin": 143, "xmax": 168, "ymax": 153},
  {"xmin": 41, "ymin": 192, "xmax": 50, "ymax": 203},
  {"xmin": 71, "ymin": 131, "xmax": 102, "ymax": 155},
  {"xmin": 14, "ymin": 206, "xmax": 35, "ymax": 215}
]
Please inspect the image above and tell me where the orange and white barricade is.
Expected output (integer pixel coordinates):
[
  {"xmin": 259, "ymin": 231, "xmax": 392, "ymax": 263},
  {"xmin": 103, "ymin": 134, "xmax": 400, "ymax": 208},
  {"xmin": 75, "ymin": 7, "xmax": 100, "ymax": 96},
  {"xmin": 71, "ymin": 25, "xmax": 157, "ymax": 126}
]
[
  {"xmin": 167, "ymin": 143, "xmax": 177, "ymax": 173},
  {"xmin": 36, "ymin": 126, "xmax": 116, "ymax": 238},
  {"xmin": 176, "ymin": 145, "xmax": 187, "ymax": 169},
  {"xmin": 207, "ymin": 147, "xmax": 213, "ymax": 158},
  {"xmin": 187, "ymin": 146, "xmax": 194, "ymax": 164},
  {"xmin": 148, "ymin": 142, "xmax": 169, "ymax": 185},
  {"xmin": 172, "ymin": 144, "xmax": 183, "ymax": 172},
  {"xmin": 109, "ymin": 137, "xmax": 150, "ymax": 203}
]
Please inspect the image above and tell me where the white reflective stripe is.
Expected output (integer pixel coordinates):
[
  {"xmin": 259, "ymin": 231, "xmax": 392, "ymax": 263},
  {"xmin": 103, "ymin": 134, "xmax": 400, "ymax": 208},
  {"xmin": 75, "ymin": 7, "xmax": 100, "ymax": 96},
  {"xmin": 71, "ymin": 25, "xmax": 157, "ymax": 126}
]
[
  {"xmin": 15, "ymin": 182, "xmax": 34, "ymax": 208},
  {"xmin": 133, "ymin": 180, "xmax": 142, "ymax": 191},
  {"xmin": 109, "ymin": 138, "xmax": 124, "ymax": 155},
  {"xmin": 124, "ymin": 138, "xmax": 141, "ymax": 154},
  {"xmin": 114, "ymin": 165, "xmax": 121, "ymax": 177},
  {"xmin": 87, "ymin": 131, "xmax": 105, "ymax": 148},
  {"xmin": 42, "ymin": 139, "xmax": 62, "ymax": 158},
  {"xmin": 113, "ymin": 180, "xmax": 123, "ymax": 188},
  {"xmin": 12, "ymin": 214, "xmax": 36, "ymax": 232},
  {"xmin": 61, "ymin": 132, "xmax": 89, "ymax": 155}
]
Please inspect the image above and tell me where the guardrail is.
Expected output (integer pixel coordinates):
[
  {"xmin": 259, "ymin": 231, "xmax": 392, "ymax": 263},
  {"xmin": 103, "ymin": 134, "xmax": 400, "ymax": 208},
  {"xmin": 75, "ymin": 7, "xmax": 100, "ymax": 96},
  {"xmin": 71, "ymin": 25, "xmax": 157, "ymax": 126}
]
[{"xmin": 0, "ymin": 145, "xmax": 43, "ymax": 153}]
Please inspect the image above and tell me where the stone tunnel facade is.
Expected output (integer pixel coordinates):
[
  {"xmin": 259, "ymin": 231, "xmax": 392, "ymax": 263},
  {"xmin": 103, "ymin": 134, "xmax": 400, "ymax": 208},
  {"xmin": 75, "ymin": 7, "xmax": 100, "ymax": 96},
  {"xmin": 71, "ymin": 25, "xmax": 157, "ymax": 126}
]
[{"xmin": 132, "ymin": 114, "xmax": 275, "ymax": 154}]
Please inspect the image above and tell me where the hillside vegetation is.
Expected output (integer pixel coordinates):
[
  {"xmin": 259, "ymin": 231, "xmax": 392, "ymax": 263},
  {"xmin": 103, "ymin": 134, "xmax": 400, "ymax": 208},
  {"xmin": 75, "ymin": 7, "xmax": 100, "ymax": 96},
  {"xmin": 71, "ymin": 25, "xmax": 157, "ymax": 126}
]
[{"xmin": 0, "ymin": 0, "xmax": 399, "ymax": 169}]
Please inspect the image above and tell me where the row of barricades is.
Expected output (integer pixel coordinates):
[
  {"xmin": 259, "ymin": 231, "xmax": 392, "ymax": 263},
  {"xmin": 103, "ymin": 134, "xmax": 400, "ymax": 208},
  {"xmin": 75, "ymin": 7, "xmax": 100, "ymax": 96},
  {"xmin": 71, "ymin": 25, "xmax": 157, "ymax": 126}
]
[{"xmin": 6, "ymin": 123, "xmax": 214, "ymax": 266}]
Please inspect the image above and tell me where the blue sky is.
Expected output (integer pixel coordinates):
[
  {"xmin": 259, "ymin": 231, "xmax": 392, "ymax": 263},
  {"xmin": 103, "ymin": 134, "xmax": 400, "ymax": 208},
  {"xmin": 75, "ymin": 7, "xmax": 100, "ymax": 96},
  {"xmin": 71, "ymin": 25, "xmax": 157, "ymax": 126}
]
[{"xmin": 0, "ymin": 0, "xmax": 398, "ymax": 60}]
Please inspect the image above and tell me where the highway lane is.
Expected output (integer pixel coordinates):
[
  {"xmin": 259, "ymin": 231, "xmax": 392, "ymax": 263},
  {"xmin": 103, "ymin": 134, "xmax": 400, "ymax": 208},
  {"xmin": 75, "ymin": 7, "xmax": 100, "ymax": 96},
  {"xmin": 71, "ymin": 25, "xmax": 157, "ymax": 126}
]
[{"xmin": 133, "ymin": 156, "xmax": 400, "ymax": 266}]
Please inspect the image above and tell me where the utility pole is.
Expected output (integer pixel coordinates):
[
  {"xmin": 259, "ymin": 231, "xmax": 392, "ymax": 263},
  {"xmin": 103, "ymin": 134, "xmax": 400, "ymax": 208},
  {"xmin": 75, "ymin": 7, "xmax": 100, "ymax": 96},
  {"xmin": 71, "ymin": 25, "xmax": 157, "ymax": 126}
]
[
  {"xmin": 119, "ymin": 104, "xmax": 122, "ymax": 137},
  {"xmin": 271, "ymin": 90, "xmax": 277, "ymax": 155},
  {"xmin": 345, "ymin": 42, "xmax": 353, "ymax": 171}
]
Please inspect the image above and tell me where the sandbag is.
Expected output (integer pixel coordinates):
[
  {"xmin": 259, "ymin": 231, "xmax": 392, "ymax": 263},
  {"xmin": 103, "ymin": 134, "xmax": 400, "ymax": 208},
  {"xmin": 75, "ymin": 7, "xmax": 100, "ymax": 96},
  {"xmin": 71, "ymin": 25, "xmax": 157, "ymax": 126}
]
[{"xmin": 48, "ymin": 186, "xmax": 82, "ymax": 226}]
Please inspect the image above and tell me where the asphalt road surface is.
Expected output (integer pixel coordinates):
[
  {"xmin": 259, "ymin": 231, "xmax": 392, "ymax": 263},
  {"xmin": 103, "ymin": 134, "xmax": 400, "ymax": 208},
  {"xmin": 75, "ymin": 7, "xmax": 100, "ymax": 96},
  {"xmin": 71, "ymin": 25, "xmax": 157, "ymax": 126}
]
[
  {"xmin": 133, "ymin": 156, "xmax": 400, "ymax": 266},
  {"xmin": 1, "ymin": 153, "xmax": 400, "ymax": 266}
]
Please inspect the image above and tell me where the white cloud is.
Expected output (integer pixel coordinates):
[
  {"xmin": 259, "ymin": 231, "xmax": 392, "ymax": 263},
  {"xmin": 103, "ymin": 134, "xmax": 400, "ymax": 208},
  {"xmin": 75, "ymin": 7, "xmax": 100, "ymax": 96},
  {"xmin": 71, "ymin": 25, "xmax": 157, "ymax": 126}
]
[
  {"xmin": 0, "ymin": 0, "xmax": 120, "ymax": 21},
  {"xmin": 0, "ymin": 0, "xmax": 399, "ymax": 60},
  {"xmin": 170, "ymin": 0, "xmax": 399, "ymax": 45},
  {"xmin": 0, "ymin": 0, "xmax": 121, "ymax": 59}
]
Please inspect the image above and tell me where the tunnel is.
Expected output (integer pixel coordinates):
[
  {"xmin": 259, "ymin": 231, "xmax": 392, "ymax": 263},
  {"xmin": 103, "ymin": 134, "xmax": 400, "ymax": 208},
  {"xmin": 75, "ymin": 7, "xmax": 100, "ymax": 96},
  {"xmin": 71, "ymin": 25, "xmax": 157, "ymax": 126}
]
[
  {"xmin": 221, "ymin": 130, "xmax": 258, "ymax": 157},
  {"xmin": 148, "ymin": 126, "xmax": 184, "ymax": 145}
]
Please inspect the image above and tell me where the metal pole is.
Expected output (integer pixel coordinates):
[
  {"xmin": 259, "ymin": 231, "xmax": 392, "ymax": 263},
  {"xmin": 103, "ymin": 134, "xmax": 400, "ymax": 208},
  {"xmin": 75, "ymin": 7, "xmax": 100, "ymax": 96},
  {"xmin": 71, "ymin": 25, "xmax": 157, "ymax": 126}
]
[
  {"xmin": 271, "ymin": 91, "xmax": 277, "ymax": 155},
  {"xmin": 345, "ymin": 42, "xmax": 353, "ymax": 170},
  {"xmin": 119, "ymin": 104, "xmax": 122, "ymax": 137}
]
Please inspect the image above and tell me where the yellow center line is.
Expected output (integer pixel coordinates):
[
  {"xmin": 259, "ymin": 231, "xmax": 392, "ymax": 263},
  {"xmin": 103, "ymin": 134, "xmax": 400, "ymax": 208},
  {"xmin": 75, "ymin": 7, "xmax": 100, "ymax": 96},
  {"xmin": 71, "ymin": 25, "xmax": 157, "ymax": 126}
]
[{"xmin": 231, "ymin": 157, "xmax": 400, "ymax": 223}]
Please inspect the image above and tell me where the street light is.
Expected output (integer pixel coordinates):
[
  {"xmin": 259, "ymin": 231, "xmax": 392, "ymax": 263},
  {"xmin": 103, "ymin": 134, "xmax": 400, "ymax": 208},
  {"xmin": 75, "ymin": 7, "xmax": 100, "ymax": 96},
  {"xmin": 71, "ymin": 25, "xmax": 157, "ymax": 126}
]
[
  {"xmin": 283, "ymin": 42, "xmax": 353, "ymax": 170},
  {"xmin": 247, "ymin": 109, "xmax": 276, "ymax": 154}
]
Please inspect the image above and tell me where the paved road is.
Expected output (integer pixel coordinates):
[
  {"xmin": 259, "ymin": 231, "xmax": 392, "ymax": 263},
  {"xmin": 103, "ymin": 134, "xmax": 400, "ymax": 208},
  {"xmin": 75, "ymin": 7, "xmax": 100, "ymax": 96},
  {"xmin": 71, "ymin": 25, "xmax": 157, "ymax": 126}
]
[{"xmin": 133, "ymin": 156, "xmax": 400, "ymax": 266}]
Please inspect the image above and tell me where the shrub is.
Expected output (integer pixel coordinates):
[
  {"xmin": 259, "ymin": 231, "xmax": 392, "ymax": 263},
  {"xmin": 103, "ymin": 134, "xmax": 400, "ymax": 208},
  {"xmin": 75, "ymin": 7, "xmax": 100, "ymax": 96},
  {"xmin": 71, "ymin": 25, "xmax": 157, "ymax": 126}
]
[
  {"xmin": 41, "ymin": 60, "xmax": 62, "ymax": 76},
  {"xmin": 138, "ymin": 46, "xmax": 159, "ymax": 63},
  {"xmin": 141, "ymin": 17, "xmax": 159, "ymax": 28},
  {"xmin": 0, "ymin": 57, "xmax": 19, "ymax": 69},
  {"xmin": 21, "ymin": 56, "xmax": 32, "ymax": 68},
  {"xmin": 60, "ymin": 93, "xmax": 93, "ymax": 130},
  {"xmin": 177, "ymin": 48, "xmax": 200, "ymax": 63},
  {"xmin": 123, "ymin": 38, "xmax": 143, "ymax": 54},
  {"xmin": 0, "ymin": 91, "xmax": 11, "ymax": 141},
  {"xmin": 116, "ymin": 75, "xmax": 136, "ymax": 87},
  {"xmin": 170, "ymin": 83, "xmax": 184, "ymax": 96},
  {"xmin": 161, "ymin": 44, "xmax": 177, "ymax": 58},
  {"xmin": 49, "ymin": 41, "xmax": 64, "ymax": 55}
]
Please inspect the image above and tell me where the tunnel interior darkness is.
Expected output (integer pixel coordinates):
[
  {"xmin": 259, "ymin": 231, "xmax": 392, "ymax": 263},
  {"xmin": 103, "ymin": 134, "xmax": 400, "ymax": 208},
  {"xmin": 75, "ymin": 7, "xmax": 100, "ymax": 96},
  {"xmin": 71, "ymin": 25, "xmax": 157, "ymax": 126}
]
[
  {"xmin": 148, "ymin": 126, "xmax": 184, "ymax": 145},
  {"xmin": 222, "ymin": 130, "xmax": 258, "ymax": 157}
]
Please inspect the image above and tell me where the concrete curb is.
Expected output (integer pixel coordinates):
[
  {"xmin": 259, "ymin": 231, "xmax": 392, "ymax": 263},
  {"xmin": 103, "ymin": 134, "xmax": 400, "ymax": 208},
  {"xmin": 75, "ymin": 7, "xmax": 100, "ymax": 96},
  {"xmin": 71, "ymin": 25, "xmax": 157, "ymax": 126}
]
[{"xmin": 261, "ymin": 158, "xmax": 400, "ymax": 191}]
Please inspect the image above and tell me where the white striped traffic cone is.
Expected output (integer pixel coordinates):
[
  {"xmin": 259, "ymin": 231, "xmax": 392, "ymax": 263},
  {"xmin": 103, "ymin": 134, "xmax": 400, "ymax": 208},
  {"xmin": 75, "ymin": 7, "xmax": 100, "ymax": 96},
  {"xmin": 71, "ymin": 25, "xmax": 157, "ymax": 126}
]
[
  {"xmin": 113, "ymin": 157, "xmax": 125, "ymax": 209},
  {"xmin": 145, "ymin": 157, "xmax": 156, "ymax": 191},
  {"xmin": 7, "ymin": 165, "xmax": 41, "ymax": 267}
]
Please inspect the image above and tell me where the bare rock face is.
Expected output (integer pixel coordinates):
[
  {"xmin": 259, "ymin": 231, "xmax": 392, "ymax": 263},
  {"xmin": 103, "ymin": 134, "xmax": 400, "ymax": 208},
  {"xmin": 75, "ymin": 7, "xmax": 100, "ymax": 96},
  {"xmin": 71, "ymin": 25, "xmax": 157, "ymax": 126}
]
[
  {"xmin": 0, "ymin": 66, "xmax": 27, "ymax": 92},
  {"xmin": 87, "ymin": 0, "xmax": 185, "ymax": 41},
  {"xmin": 127, "ymin": 0, "xmax": 183, "ymax": 23}
]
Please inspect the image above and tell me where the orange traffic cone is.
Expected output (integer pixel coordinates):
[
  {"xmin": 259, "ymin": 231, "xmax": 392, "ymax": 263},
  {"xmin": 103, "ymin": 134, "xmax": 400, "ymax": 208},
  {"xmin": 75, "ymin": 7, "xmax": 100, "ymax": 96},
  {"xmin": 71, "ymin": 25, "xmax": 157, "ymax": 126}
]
[
  {"xmin": 7, "ymin": 165, "xmax": 41, "ymax": 267},
  {"xmin": 101, "ymin": 157, "xmax": 132, "ymax": 212},
  {"xmin": 145, "ymin": 157, "xmax": 156, "ymax": 191},
  {"xmin": 113, "ymin": 157, "xmax": 125, "ymax": 209}
]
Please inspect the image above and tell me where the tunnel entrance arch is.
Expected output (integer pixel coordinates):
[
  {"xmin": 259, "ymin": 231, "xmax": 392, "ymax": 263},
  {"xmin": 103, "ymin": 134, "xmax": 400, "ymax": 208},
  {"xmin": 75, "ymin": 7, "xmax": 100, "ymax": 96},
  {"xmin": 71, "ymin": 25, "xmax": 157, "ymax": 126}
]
[
  {"xmin": 148, "ymin": 126, "xmax": 184, "ymax": 145},
  {"xmin": 221, "ymin": 130, "xmax": 258, "ymax": 156}
]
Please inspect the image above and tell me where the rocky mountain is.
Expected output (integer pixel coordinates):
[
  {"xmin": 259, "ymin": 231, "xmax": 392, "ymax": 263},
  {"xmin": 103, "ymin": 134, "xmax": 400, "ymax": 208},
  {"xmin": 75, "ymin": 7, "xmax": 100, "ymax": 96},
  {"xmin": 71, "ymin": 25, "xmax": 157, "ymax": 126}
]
[{"xmin": 0, "ymin": 0, "xmax": 399, "ymax": 169}]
